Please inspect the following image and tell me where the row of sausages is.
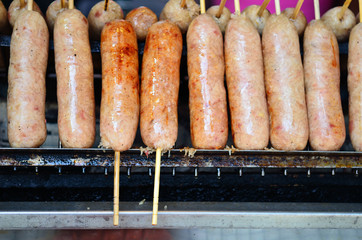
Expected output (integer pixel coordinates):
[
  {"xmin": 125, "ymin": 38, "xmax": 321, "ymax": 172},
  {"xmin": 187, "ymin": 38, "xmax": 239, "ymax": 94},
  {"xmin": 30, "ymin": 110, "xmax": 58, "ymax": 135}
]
[
  {"xmin": 6, "ymin": 4, "xmax": 362, "ymax": 152},
  {"xmin": 0, "ymin": 0, "xmax": 360, "ymax": 42}
]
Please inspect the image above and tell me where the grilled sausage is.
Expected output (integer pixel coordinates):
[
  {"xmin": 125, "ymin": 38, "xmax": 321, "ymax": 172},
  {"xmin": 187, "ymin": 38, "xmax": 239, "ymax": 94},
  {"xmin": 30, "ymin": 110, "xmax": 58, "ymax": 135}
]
[
  {"xmin": 347, "ymin": 23, "xmax": 361, "ymax": 151},
  {"xmin": 8, "ymin": 0, "xmax": 42, "ymax": 28},
  {"xmin": 304, "ymin": 20, "xmax": 346, "ymax": 151},
  {"xmin": 242, "ymin": 5, "xmax": 270, "ymax": 34},
  {"xmin": 206, "ymin": 5, "xmax": 231, "ymax": 34},
  {"xmin": 160, "ymin": 0, "xmax": 200, "ymax": 34},
  {"xmin": 100, "ymin": 20, "xmax": 139, "ymax": 151},
  {"xmin": 140, "ymin": 21, "xmax": 182, "ymax": 150},
  {"xmin": 125, "ymin": 6, "xmax": 157, "ymax": 41},
  {"xmin": 187, "ymin": 14, "xmax": 228, "ymax": 149},
  {"xmin": 8, "ymin": 10, "xmax": 48, "ymax": 147},
  {"xmin": 262, "ymin": 14, "xmax": 309, "ymax": 150},
  {"xmin": 321, "ymin": 7, "xmax": 356, "ymax": 42},
  {"xmin": 88, "ymin": 0, "xmax": 123, "ymax": 40},
  {"xmin": 225, "ymin": 14, "xmax": 269, "ymax": 150},
  {"xmin": 282, "ymin": 8, "xmax": 307, "ymax": 36},
  {"xmin": 54, "ymin": 9, "xmax": 95, "ymax": 148},
  {"xmin": 46, "ymin": 0, "xmax": 68, "ymax": 32}
]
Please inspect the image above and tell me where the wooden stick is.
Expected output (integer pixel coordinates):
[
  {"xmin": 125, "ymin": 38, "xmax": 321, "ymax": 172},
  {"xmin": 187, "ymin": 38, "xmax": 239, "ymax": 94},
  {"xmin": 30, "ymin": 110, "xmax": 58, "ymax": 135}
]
[
  {"xmin": 313, "ymin": 0, "xmax": 320, "ymax": 20},
  {"xmin": 360, "ymin": 0, "xmax": 362, "ymax": 22},
  {"xmin": 68, "ymin": 0, "xmax": 74, "ymax": 9},
  {"xmin": 20, "ymin": 0, "xmax": 26, "ymax": 8},
  {"xmin": 113, "ymin": 151, "xmax": 120, "ymax": 226},
  {"xmin": 61, "ymin": 0, "xmax": 65, "ymax": 9},
  {"xmin": 234, "ymin": 0, "xmax": 240, "ymax": 15},
  {"xmin": 257, "ymin": 0, "xmax": 271, "ymax": 17},
  {"xmin": 275, "ymin": 0, "xmax": 281, "ymax": 15},
  {"xmin": 151, "ymin": 148, "xmax": 162, "ymax": 226},
  {"xmin": 216, "ymin": 0, "xmax": 227, "ymax": 18},
  {"xmin": 200, "ymin": 0, "xmax": 205, "ymax": 14},
  {"xmin": 180, "ymin": 0, "xmax": 186, "ymax": 8},
  {"xmin": 27, "ymin": 0, "xmax": 33, "ymax": 11},
  {"xmin": 292, "ymin": 0, "xmax": 305, "ymax": 19},
  {"xmin": 104, "ymin": 0, "xmax": 109, "ymax": 11},
  {"xmin": 337, "ymin": 0, "xmax": 352, "ymax": 20}
]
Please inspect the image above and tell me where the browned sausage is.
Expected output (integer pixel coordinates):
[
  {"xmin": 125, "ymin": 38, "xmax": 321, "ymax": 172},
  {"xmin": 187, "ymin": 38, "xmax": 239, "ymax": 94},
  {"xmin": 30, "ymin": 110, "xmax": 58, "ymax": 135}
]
[
  {"xmin": 262, "ymin": 14, "xmax": 309, "ymax": 150},
  {"xmin": 225, "ymin": 14, "xmax": 269, "ymax": 150},
  {"xmin": 7, "ymin": 10, "xmax": 48, "ymax": 147},
  {"xmin": 54, "ymin": 9, "xmax": 95, "ymax": 148},
  {"xmin": 100, "ymin": 20, "xmax": 139, "ymax": 151},
  {"xmin": 187, "ymin": 14, "xmax": 228, "ymax": 149},
  {"xmin": 348, "ymin": 23, "xmax": 362, "ymax": 151},
  {"xmin": 125, "ymin": 6, "xmax": 157, "ymax": 41},
  {"xmin": 140, "ymin": 21, "xmax": 182, "ymax": 150},
  {"xmin": 304, "ymin": 20, "xmax": 346, "ymax": 150}
]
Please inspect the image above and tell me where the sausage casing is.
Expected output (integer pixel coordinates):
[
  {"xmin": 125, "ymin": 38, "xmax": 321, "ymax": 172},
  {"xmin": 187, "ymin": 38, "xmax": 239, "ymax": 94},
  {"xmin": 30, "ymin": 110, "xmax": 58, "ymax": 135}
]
[
  {"xmin": 140, "ymin": 21, "xmax": 182, "ymax": 149},
  {"xmin": 187, "ymin": 14, "xmax": 228, "ymax": 149},
  {"xmin": 225, "ymin": 14, "xmax": 269, "ymax": 150},
  {"xmin": 54, "ymin": 9, "xmax": 95, "ymax": 148},
  {"xmin": 262, "ymin": 14, "xmax": 309, "ymax": 150},
  {"xmin": 7, "ymin": 11, "xmax": 48, "ymax": 147},
  {"xmin": 304, "ymin": 20, "xmax": 346, "ymax": 151},
  {"xmin": 100, "ymin": 20, "xmax": 139, "ymax": 151},
  {"xmin": 347, "ymin": 23, "xmax": 361, "ymax": 151}
]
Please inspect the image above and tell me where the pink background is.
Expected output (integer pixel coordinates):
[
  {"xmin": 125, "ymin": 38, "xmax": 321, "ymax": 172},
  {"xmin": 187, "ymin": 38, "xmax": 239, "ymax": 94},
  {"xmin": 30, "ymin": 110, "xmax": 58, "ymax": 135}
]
[{"xmin": 208, "ymin": 0, "xmax": 335, "ymax": 22}]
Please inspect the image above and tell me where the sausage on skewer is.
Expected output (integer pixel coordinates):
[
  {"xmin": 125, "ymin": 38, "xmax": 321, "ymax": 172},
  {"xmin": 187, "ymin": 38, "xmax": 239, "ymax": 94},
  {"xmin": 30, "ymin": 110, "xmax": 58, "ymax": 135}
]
[
  {"xmin": 100, "ymin": 20, "xmax": 139, "ymax": 151},
  {"xmin": 54, "ymin": 9, "xmax": 95, "ymax": 148},
  {"xmin": 88, "ymin": 0, "xmax": 123, "ymax": 40},
  {"xmin": 140, "ymin": 21, "xmax": 182, "ymax": 150},
  {"xmin": 125, "ymin": 6, "xmax": 157, "ymax": 41},
  {"xmin": 348, "ymin": 22, "xmax": 362, "ymax": 151},
  {"xmin": 304, "ymin": 20, "xmax": 346, "ymax": 150},
  {"xmin": 46, "ymin": 0, "xmax": 68, "ymax": 32},
  {"xmin": 8, "ymin": 0, "xmax": 42, "ymax": 28},
  {"xmin": 225, "ymin": 14, "xmax": 269, "ymax": 149},
  {"xmin": 262, "ymin": 14, "xmax": 309, "ymax": 150},
  {"xmin": 187, "ymin": 14, "xmax": 228, "ymax": 149},
  {"xmin": 8, "ymin": 10, "xmax": 48, "ymax": 147}
]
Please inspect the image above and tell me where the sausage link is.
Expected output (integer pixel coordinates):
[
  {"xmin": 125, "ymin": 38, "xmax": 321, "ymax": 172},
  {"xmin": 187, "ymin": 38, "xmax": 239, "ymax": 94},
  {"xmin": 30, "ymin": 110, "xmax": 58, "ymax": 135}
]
[
  {"xmin": 187, "ymin": 14, "xmax": 228, "ymax": 149},
  {"xmin": 262, "ymin": 14, "xmax": 309, "ymax": 150},
  {"xmin": 7, "ymin": 11, "xmax": 48, "ymax": 147},
  {"xmin": 140, "ymin": 21, "xmax": 182, "ymax": 150},
  {"xmin": 54, "ymin": 9, "xmax": 95, "ymax": 148},
  {"xmin": 225, "ymin": 15, "xmax": 269, "ymax": 150},
  {"xmin": 347, "ymin": 23, "xmax": 362, "ymax": 151},
  {"xmin": 100, "ymin": 20, "xmax": 139, "ymax": 151},
  {"xmin": 304, "ymin": 20, "xmax": 346, "ymax": 151}
]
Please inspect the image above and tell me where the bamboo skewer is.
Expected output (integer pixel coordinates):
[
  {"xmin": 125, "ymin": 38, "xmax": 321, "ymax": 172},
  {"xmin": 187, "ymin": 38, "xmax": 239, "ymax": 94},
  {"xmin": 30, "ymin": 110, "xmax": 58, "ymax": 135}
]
[
  {"xmin": 151, "ymin": 148, "xmax": 162, "ymax": 226},
  {"xmin": 257, "ymin": 0, "xmax": 271, "ymax": 17},
  {"xmin": 200, "ymin": 0, "xmax": 205, "ymax": 14},
  {"xmin": 113, "ymin": 151, "xmax": 120, "ymax": 226},
  {"xmin": 104, "ymin": 0, "xmax": 109, "ymax": 11},
  {"xmin": 27, "ymin": 0, "xmax": 33, "ymax": 11},
  {"xmin": 313, "ymin": 0, "xmax": 320, "ymax": 20},
  {"xmin": 337, "ymin": 0, "xmax": 352, "ymax": 20},
  {"xmin": 216, "ymin": 0, "xmax": 227, "ymax": 18},
  {"xmin": 292, "ymin": 0, "xmax": 305, "ymax": 19},
  {"xmin": 20, "ymin": 0, "xmax": 26, "ymax": 8},
  {"xmin": 61, "ymin": 0, "xmax": 65, "ymax": 9},
  {"xmin": 275, "ymin": 0, "xmax": 281, "ymax": 15},
  {"xmin": 234, "ymin": 0, "xmax": 240, "ymax": 15},
  {"xmin": 180, "ymin": 0, "xmax": 186, "ymax": 8},
  {"xmin": 68, "ymin": 0, "xmax": 74, "ymax": 9},
  {"xmin": 360, "ymin": 0, "xmax": 362, "ymax": 22}
]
